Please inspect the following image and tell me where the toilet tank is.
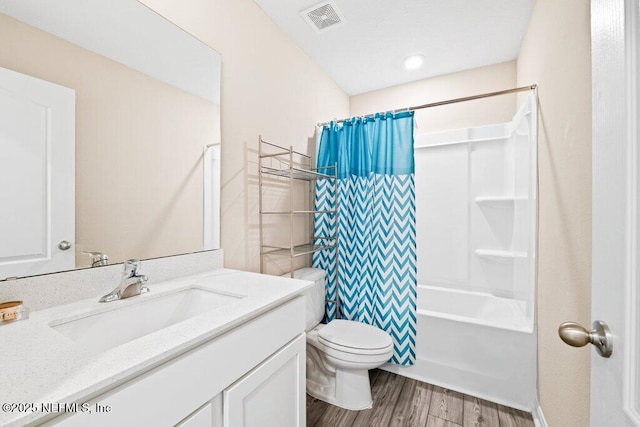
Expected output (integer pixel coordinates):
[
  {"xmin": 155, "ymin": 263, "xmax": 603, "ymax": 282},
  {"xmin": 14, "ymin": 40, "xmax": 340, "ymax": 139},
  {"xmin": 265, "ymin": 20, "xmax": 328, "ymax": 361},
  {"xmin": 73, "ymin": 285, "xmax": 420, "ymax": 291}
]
[{"xmin": 282, "ymin": 268, "xmax": 325, "ymax": 330}]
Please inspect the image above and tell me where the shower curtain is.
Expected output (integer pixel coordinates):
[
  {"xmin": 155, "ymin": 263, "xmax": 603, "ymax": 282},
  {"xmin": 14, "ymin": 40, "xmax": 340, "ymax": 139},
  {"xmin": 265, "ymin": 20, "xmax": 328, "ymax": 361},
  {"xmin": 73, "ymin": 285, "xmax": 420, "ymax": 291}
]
[{"xmin": 312, "ymin": 111, "xmax": 417, "ymax": 366}]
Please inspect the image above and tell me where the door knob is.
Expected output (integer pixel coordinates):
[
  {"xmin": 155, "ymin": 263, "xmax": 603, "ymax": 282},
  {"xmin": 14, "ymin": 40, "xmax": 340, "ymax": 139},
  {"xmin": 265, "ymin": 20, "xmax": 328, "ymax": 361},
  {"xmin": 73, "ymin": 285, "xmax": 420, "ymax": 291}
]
[
  {"xmin": 558, "ymin": 320, "xmax": 613, "ymax": 358},
  {"xmin": 58, "ymin": 240, "xmax": 72, "ymax": 251}
]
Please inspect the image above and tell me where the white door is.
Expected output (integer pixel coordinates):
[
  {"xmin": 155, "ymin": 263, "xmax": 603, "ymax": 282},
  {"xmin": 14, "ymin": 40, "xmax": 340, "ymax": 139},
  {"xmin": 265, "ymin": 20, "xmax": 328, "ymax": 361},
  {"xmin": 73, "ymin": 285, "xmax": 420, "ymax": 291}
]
[
  {"xmin": 589, "ymin": 0, "xmax": 640, "ymax": 425},
  {"xmin": 0, "ymin": 67, "xmax": 75, "ymax": 280}
]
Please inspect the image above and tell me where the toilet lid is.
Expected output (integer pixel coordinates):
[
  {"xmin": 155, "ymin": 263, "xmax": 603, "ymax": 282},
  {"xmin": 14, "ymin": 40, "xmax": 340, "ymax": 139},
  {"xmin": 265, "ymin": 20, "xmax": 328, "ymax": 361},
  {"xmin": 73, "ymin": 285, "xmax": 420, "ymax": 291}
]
[{"xmin": 318, "ymin": 320, "xmax": 393, "ymax": 352}]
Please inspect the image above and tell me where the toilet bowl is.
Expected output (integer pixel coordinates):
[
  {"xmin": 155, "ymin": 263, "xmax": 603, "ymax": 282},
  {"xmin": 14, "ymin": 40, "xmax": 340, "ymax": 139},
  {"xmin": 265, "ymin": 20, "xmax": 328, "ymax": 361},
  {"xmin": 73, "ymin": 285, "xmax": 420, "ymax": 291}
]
[
  {"xmin": 285, "ymin": 268, "xmax": 393, "ymax": 410},
  {"xmin": 307, "ymin": 320, "xmax": 393, "ymax": 409}
]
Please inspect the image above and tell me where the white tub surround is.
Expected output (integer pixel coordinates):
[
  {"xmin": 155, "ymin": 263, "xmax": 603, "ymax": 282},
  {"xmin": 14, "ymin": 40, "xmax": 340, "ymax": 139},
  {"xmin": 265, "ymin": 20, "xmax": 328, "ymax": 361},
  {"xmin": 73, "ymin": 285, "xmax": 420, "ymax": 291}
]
[
  {"xmin": 413, "ymin": 95, "xmax": 537, "ymax": 308},
  {"xmin": 394, "ymin": 95, "xmax": 538, "ymax": 410},
  {"xmin": 0, "ymin": 268, "xmax": 312, "ymax": 426}
]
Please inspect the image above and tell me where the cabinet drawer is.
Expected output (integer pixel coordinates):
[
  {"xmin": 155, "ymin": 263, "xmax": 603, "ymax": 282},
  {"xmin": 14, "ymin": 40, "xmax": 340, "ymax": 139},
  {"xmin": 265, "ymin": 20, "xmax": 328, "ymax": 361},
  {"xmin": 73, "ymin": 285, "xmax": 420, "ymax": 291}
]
[{"xmin": 46, "ymin": 296, "xmax": 305, "ymax": 427}]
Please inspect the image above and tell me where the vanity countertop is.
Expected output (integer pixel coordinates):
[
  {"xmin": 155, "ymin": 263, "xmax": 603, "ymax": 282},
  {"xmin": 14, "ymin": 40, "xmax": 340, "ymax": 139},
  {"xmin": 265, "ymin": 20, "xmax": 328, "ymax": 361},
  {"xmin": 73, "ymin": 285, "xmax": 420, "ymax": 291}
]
[{"xmin": 0, "ymin": 269, "xmax": 312, "ymax": 427}]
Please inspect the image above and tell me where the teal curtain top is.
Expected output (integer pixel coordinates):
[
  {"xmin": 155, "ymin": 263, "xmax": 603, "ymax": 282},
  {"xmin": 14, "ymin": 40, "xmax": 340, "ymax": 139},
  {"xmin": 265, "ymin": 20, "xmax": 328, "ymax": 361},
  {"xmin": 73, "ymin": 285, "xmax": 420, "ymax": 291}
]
[{"xmin": 317, "ymin": 111, "xmax": 415, "ymax": 178}]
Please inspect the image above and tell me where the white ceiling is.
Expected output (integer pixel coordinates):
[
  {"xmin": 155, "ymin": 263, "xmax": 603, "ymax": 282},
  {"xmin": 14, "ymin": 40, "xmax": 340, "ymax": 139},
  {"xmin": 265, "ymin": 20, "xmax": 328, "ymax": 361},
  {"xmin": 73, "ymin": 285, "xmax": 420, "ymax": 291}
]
[{"xmin": 254, "ymin": 0, "xmax": 535, "ymax": 95}]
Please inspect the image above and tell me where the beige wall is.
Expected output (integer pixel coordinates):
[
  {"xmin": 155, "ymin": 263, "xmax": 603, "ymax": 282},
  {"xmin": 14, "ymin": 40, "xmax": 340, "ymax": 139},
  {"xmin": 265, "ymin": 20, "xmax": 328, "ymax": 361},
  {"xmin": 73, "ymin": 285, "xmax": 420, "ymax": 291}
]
[
  {"xmin": 138, "ymin": 0, "xmax": 350, "ymax": 274},
  {"xmin": 350, "ymin": 61, "xmax": 517, "ymax": 134},
  {"xmin": 517, "ymin": 0, "xmax": 592, "ymax": 426},
  {"xmin": 0, "ymin": 13, "xmax": 218, "ymax": 266}
]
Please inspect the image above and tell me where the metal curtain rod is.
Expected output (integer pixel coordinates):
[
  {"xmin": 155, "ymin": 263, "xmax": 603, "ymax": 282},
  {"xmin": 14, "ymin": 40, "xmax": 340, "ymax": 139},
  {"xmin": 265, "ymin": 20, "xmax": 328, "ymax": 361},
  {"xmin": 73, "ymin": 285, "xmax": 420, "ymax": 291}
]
[{"xmin": 317, "ymin": 84, "xmax": 537, "ymax": 127}]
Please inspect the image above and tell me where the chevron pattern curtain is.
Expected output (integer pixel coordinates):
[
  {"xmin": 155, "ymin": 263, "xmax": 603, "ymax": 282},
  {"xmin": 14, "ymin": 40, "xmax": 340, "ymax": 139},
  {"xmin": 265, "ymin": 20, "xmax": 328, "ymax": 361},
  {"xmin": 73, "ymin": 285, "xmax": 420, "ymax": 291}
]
[{"xmin": 312, "ymin": 112, "xmax": 417, "ymax": 366}]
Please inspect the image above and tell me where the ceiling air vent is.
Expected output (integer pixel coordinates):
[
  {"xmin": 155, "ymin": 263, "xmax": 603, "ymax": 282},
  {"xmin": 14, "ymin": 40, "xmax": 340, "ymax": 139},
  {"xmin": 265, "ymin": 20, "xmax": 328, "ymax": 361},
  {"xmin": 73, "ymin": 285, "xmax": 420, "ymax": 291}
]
[{"xmin": 300, "ymin": 1, "xmax": 346, "ymax": 33}]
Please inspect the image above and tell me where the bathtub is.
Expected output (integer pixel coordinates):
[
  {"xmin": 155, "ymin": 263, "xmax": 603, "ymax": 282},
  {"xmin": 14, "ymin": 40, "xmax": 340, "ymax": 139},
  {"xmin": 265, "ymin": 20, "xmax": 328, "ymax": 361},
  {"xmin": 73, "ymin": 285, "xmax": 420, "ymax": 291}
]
[{"xmin": 382, "ymin": 284, "xmax": 537, "ymax": 411}]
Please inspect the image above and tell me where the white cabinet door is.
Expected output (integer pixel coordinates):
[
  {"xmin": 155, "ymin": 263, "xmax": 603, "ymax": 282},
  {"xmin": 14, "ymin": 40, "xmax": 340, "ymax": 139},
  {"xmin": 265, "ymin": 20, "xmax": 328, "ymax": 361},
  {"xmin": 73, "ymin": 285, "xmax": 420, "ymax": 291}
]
[
  {"xmin": 177, "ymin": 402, "xmax": 214, "ymax": 427},
  {"xmin": 0, "ymin": 67, "xmax": 75, "ymax": 280},
  {"xmin": 176, "ymin": 394, "xmax": 222, "ymax": 427},
  {"xmin": 224, "ymin": 335, "xmax": 306, "ymax": 427}
]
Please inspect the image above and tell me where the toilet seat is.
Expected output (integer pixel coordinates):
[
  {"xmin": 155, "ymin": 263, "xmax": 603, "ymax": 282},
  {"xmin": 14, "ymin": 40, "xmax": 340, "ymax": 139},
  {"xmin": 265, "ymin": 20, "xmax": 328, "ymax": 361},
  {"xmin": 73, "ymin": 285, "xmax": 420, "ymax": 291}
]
[
  {"xmin": 317, "ymin": 319, "xmax": 393, "ymax": 356},
  {"xmin": 319, "ymin": 343, "xmax": 393, "ymax": 365}
]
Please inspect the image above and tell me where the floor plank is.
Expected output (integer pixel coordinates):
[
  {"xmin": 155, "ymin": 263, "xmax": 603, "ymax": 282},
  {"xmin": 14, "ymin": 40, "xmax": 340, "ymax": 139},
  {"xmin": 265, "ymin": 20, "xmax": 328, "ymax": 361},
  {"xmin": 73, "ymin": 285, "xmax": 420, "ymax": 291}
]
[
  {"xmin": 496, "ymin": 405, "xmax": 534, "ymax": 427},
  {"xmin": 390, "ymin": 377, "xmax": 432, "ymax": 427},
  {"xmin": 310, "ymin": 369, "xmax": 381, "ymax": 427},
  {"xmin": 462, "ymin": 395, "xmax": 500, "ymax": 427},
  {"xmin": 426, "ymin": 414, "xmax": 463, "ymax": 427},
  {"xmin": 311, "ymin": 403, "xmax": 360, "ymax": 426},
  {"xmin": 429, "ymin": 386, "xmax": 464, "ymax": 425},
  {"xmin": 307, "ymin": 396, "xmax": 331, "ymax": 426},
  {"xmin": 351, "ymin": 370, "xmax": 406, "ymax": 426},
  {"xmin": 307, "ymin": 369, "xmax": 535, "ymax": 427}
]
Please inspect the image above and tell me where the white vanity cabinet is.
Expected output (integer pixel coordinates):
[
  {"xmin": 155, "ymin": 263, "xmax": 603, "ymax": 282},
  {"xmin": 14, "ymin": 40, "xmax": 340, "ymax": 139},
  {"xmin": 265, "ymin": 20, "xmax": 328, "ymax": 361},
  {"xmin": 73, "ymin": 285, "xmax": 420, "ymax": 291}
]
[{"xmin": 44, "ymin": 296, "xmax": 306, "ymax": 427}]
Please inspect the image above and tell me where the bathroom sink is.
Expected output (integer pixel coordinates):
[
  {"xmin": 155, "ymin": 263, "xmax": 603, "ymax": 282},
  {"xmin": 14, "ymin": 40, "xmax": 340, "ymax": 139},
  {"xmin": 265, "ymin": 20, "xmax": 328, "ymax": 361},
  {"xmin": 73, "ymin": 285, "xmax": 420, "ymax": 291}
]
[{"xmin": 51, "ymin": 287, "xmax": 244, "ymax": 352}]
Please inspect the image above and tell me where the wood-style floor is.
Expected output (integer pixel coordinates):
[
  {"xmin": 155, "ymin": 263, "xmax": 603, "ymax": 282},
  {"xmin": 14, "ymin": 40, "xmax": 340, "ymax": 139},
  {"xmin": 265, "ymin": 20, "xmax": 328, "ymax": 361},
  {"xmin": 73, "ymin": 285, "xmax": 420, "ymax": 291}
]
[{"xmin": 307, "ymin": 370, "xmax": 535, "ymax": 427}]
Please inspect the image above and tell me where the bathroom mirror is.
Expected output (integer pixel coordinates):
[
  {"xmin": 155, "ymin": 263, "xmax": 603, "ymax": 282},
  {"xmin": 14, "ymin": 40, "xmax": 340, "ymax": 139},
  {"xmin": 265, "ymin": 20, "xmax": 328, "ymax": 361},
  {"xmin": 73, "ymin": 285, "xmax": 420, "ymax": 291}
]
[{"xmin": 0, "ymin": 0, "xmax": 221, "ymax": 280}]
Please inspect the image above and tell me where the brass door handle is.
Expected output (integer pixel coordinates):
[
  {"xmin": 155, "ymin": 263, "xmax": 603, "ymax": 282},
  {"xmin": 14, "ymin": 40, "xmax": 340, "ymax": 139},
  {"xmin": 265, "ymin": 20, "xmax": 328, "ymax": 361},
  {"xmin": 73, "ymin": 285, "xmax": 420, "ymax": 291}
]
[{"xmin": 558, "ymin": 320, "xmax": 613, "ymax": 358}]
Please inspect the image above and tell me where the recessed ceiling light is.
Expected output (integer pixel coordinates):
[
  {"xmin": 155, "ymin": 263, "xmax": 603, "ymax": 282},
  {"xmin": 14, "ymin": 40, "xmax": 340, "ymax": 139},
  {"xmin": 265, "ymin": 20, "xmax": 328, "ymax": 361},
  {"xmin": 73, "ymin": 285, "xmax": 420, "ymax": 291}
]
[{"xmin": 404, "ymin": 55, "xmax": 424, "ymax": 70}]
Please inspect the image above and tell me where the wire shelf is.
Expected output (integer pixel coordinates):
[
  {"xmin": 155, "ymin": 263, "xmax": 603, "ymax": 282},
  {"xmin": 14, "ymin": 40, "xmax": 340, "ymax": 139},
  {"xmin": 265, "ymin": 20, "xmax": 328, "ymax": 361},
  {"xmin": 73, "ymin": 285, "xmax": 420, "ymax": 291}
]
[
  {"xmin": 258, "ymin": 135, "xmax": 338, "ymax": 301},
  {"xmin": 262, "ymin": 242, "xmax": 336, "ymax": 258},
  {"xmin": 261, "ymin": 165, "xmax": 335, "ymax": 181},
  {"xmin": 261, "ymin": 210, "xmax": 337, "ymax": 215}
]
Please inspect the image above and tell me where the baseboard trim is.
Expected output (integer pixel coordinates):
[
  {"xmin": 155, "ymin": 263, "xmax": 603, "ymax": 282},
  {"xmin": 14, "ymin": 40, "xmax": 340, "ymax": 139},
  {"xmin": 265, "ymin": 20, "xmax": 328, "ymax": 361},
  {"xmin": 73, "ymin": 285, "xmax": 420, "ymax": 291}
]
[{"xmin": 532, "ymin": 402, "xmax": 548, "ymax": 427}]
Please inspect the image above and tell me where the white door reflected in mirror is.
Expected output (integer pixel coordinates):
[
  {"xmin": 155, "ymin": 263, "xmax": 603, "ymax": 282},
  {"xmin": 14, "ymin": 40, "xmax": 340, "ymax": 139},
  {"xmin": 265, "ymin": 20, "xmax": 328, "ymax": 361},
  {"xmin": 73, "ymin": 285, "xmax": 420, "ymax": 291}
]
[
  {"xmin": 0, "ymin": 0, "xmax": 221, "ymax": 279},
  {"xmin": 0, "ymin": 67, "xmax": 75, "ymax": 280}
]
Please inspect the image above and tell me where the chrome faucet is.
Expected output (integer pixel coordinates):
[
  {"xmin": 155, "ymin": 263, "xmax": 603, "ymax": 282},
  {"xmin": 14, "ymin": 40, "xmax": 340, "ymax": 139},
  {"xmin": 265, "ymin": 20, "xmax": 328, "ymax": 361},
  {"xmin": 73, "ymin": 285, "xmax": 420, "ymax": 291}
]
[
  {"xmin": 83, "ymin": 251, "xmax": 109, "ymax": 267},
  {"xmin": 99, "ymin": 259, "xmax": 149, "ymax": 303}
]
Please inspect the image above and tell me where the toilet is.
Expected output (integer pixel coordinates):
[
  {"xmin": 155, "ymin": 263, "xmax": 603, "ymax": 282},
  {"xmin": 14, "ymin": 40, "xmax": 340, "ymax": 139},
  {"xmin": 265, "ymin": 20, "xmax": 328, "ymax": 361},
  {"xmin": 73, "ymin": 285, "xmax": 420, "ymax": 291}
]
[{"xmin": 286, "ymin": 268, "xmax": 393, "ymax": 410}]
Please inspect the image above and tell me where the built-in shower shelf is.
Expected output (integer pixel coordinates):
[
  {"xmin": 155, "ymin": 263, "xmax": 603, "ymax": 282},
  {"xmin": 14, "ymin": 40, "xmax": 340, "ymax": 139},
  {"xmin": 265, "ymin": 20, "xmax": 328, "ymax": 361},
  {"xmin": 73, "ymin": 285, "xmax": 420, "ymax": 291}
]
[
  {"xmin": 415, "ymin": 135, "xmax": 509, "ymax": 149},
  {"xmin": 475, "ymin": 249, "xmax": 527, "ymax": 262},
  {"xmin": 474, "ymin": 196, "xmax": 527, "ymax": 206}
]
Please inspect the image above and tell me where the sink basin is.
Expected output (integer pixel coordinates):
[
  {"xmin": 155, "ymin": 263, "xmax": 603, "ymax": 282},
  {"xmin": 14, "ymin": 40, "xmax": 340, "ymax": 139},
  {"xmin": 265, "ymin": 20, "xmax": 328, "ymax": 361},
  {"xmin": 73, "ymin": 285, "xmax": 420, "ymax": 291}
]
[{"xmin": 51, "ymin": 287, "xmax": 244, "ymax": 352}]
